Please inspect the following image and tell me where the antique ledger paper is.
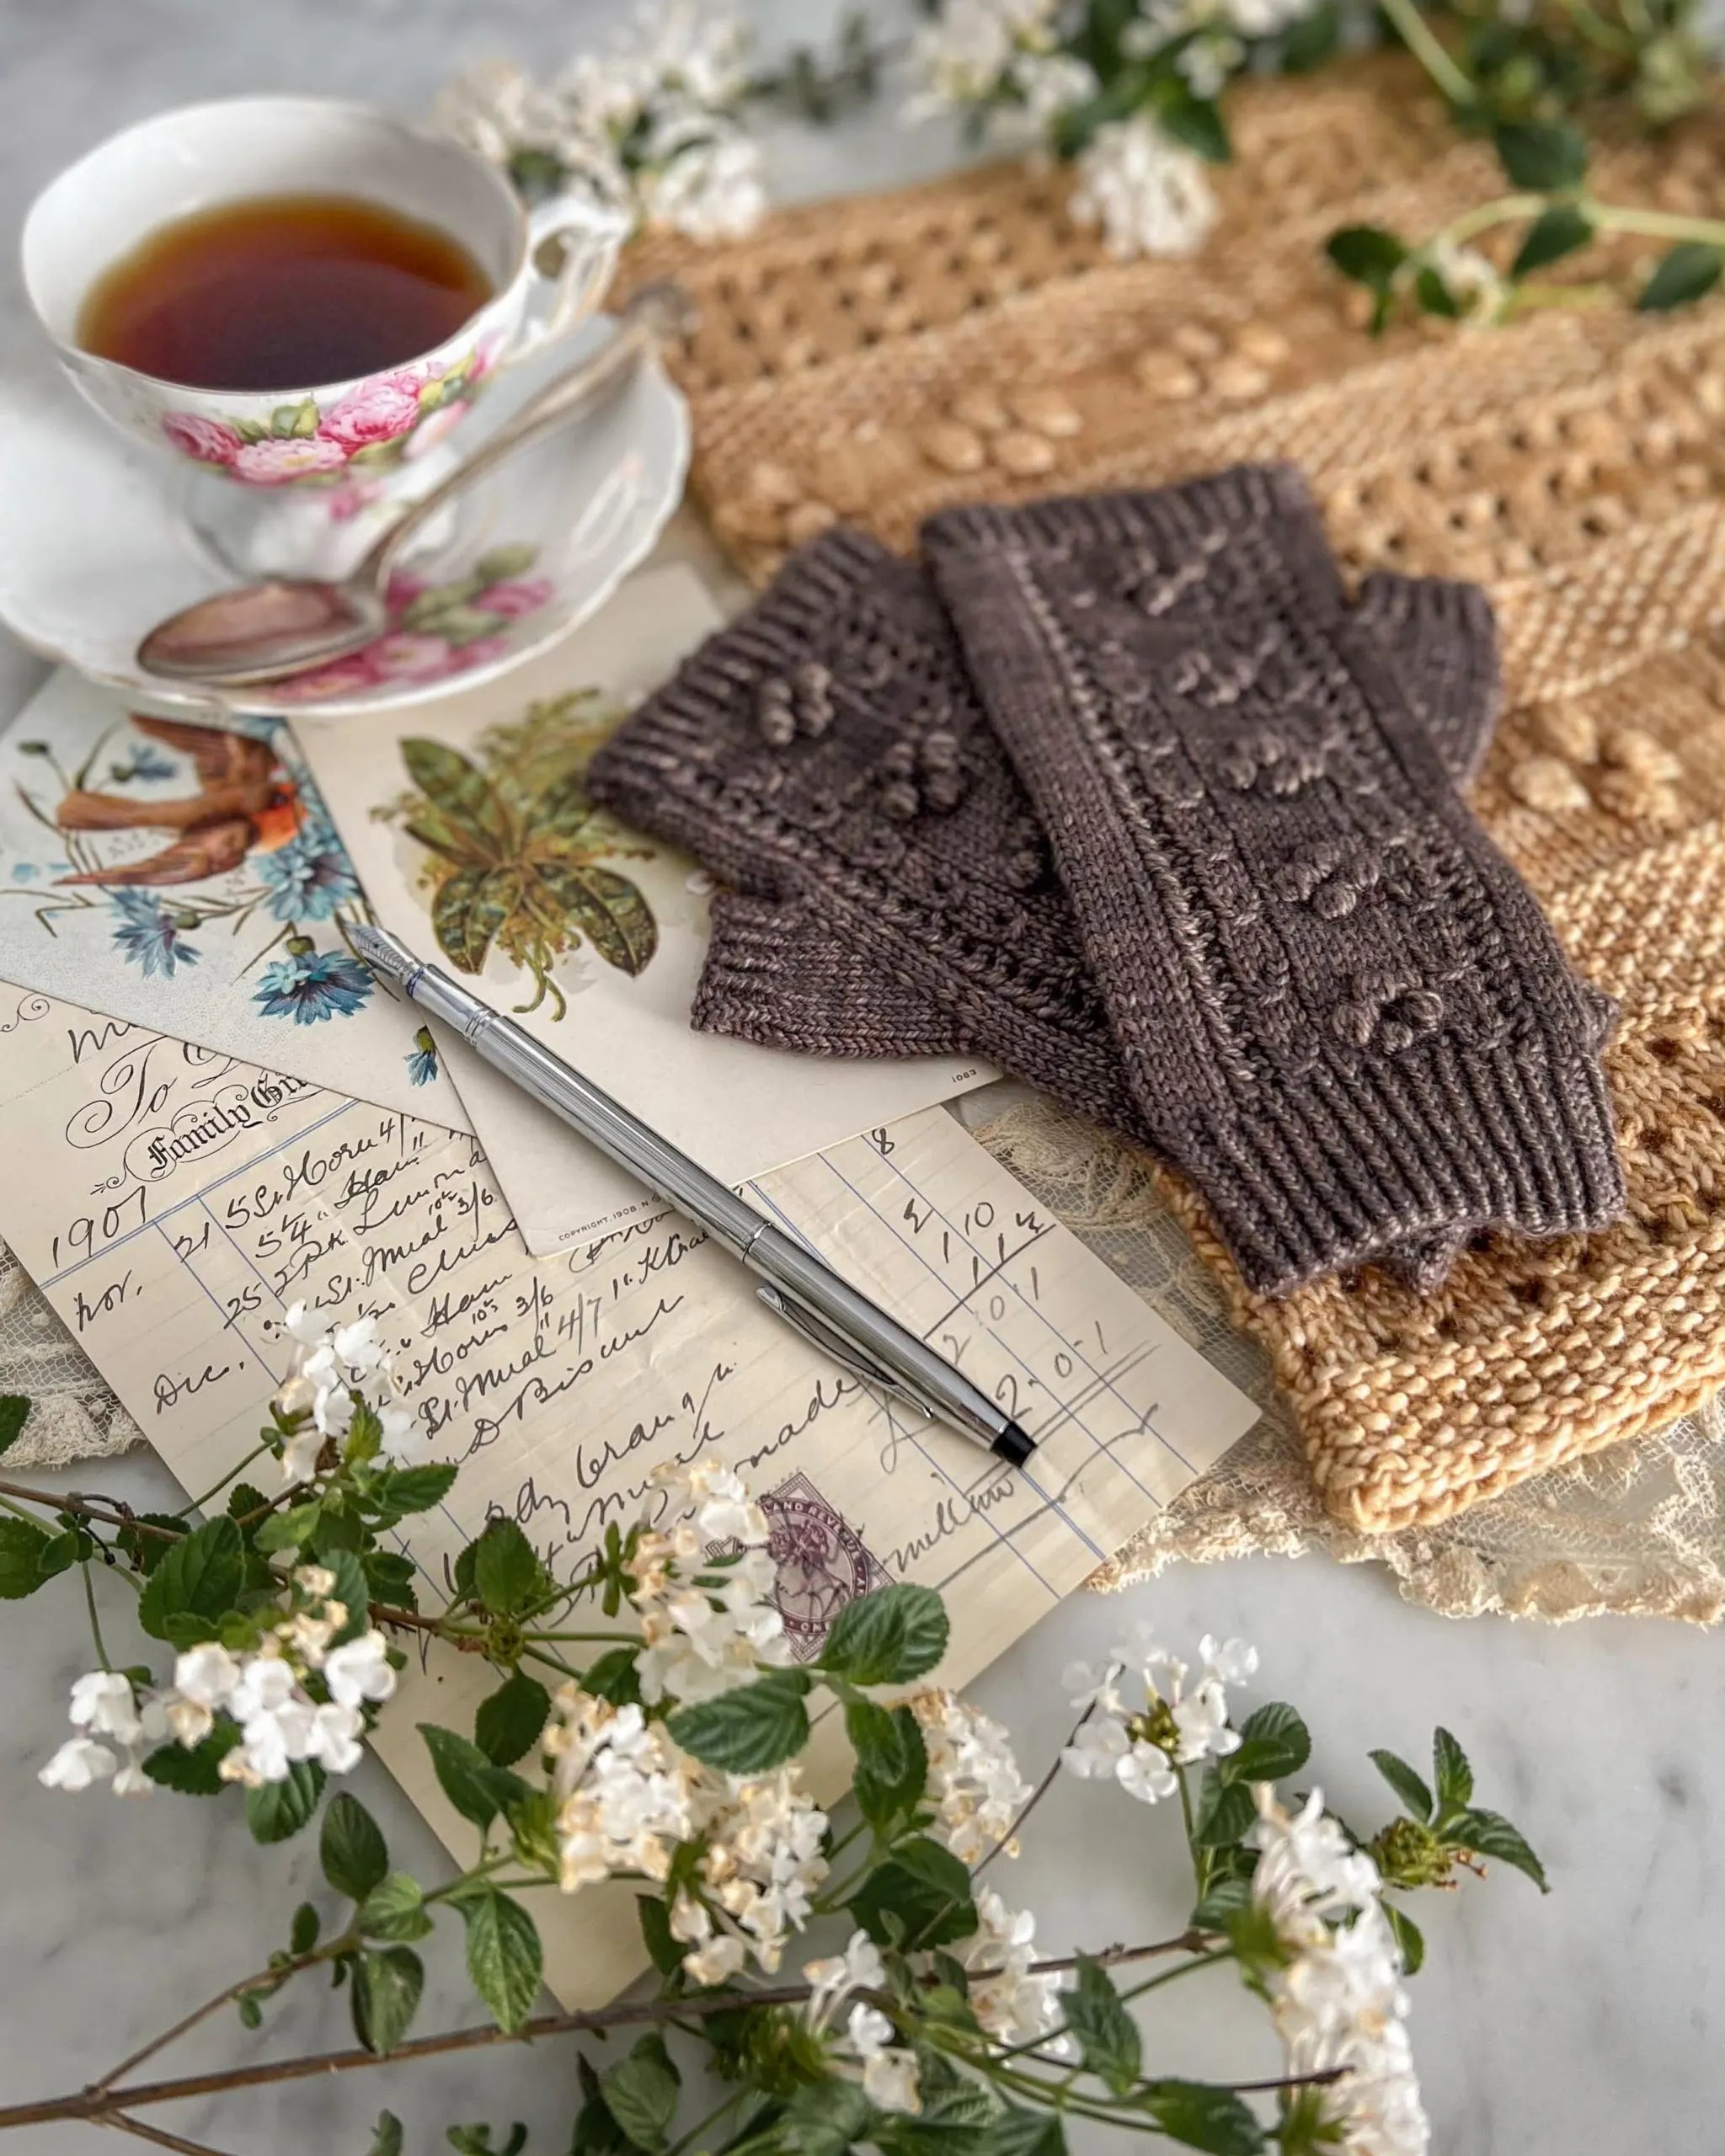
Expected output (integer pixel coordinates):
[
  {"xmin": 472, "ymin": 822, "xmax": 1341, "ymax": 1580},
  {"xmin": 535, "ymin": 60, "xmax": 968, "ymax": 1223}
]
[{"xmin": 0, "ymin": 990, "xmax": 1257, "ymax": 2002}]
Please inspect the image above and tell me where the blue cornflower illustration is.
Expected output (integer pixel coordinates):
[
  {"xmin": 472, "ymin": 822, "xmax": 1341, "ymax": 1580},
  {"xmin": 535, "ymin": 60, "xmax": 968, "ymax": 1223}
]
[
  {"xmin": 107, "ymin": 744, "xmax": 179, "ymax": 785},
  {"xmin": 255, "ymin": 822, "xmax": 362, "ymax": 922},
  {"xmin": 11, "ymin": 863, "xmax": 37, "ymax": 882},
  {"xmin": 253, "ymin": 944, "xmax": 373, "ymax": 1024},
  {"xmin": 406, "ymin": 1026, "xmax": 439, "ymax": 1086},
  {"xmin": 109, "ymin": 890, "xmax": 201, "ymax": 979}
]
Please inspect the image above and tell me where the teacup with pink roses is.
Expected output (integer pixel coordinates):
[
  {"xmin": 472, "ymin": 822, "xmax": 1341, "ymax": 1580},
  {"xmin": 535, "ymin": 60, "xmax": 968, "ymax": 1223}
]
[{"xmin": 24, "ymin": 96, "xmax": 628, "ymax": 536}]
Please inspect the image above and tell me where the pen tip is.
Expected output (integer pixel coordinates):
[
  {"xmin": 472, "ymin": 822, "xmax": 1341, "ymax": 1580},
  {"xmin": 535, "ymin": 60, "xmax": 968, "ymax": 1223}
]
[{"xmin": 993, "ymin": 1421, "xmax": 1036, "ymax": 1469}]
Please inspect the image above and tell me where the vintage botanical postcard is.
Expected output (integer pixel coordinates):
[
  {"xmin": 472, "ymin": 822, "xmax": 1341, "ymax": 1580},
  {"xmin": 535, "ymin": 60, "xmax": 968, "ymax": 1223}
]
[
  {"xmin": 0, "ymin": 670, "xmax": 470, "ymax": 1128},
  {"xmin": 0, "ymin": 989, "xmax": 1257, "ymax": 2006},
  {"xmin": 293, "ymin": 564, "xmax": 992, "ymax": 1252}
]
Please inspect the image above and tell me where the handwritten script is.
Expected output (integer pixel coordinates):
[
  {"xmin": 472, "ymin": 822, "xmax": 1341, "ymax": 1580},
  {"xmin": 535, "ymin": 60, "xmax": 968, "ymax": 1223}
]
[{"xmin": 0, "ymin": 999, "xmax": 1256, "ymax": 2004}]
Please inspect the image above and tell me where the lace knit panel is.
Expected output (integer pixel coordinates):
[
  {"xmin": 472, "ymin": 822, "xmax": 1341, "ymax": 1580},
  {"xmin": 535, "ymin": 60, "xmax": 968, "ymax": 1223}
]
[{"xmin": 924, "ymin": 468, "xmax": 1625, "ymax": 1293}]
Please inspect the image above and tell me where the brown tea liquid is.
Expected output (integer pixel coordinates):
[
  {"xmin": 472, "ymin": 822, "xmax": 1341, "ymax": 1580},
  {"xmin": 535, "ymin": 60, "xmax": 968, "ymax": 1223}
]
[{"xmin": 77, "ymin": 193, "xmax": 494, "ymax": 391}]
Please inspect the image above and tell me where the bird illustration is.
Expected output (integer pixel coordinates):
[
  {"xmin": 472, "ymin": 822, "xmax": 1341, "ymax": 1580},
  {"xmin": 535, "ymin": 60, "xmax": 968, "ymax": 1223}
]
[{"xmin": 54, "ymin": 716, "xmax": 302, "ymax": 888}]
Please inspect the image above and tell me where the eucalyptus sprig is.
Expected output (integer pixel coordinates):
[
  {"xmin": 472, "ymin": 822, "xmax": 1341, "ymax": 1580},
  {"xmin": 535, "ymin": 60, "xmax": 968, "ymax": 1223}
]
[{"xmin": 0, "ymin": 1301, "xmax": 1545, "ymax": 2156}]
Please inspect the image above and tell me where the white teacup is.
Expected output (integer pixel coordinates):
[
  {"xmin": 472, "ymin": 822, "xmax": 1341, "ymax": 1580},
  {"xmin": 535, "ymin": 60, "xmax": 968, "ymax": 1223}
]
[{"xmin": 22, "ymin": 97, "xmax": 629, "ymax": 573}]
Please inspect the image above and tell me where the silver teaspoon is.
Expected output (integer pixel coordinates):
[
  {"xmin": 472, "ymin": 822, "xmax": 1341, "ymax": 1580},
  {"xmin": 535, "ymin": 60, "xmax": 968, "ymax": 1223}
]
[{"xmin": 137, "ymin": 282, "xmax": 695, "ymax": 690}]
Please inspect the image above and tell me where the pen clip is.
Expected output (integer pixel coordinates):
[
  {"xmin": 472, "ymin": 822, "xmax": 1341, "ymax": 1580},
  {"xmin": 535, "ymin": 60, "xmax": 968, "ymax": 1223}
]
[{"xmin": 756, "ymin": 1283, "xmax": 932, "ymax": 1424}]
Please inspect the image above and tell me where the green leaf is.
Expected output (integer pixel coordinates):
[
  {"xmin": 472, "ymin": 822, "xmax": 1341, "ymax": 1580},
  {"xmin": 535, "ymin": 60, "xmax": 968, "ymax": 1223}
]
[
  {"xmin": 474, "ymin": 544, "xmax": 538, "ymax": 584},
  {"xmin": 638, "ymin": 1892, "xmax": 683, "ymax": 1979},
  {"xmin": 847, "ymin": 1699, "xmax": 928, "ymax": 1834},
  {"xmin": 246, "ymin": 1759, "xmax": 326, "ymax": 1844},
  {"xmin": 975, "ymin": 2109, "xmax": 1066, "ymax": 2156},
  {"xmin": 572, "ymin": 2057, "xmax": 631, "ymax": 2156},
  {"xmin": 1193, "ymin": 1773, "xmax": 1256, "ymax": 1848},
  {"xmin": 321, "ymin": 1546, "xmax": 371, "ymax": 1646},
  {"xmin": 138, "ymin": 1516, "xmax": 243, "ymax": 1641},
  {"xmin": 1431, "ymin": 1726, "xmax": 1473, "ymax": 1809},
  {"xmin": 120, "ymin": 1512, "xmax": 193, "ymax": 1576},
  {"xmin": 582, "ymin": 1646, "xmax": 643, "ymax": 1705},
  {"xmin": 374, "ymin": 1462, "xmax": 458, "ymax": 1519},
  {"xmin": 777, "ymin": 2076, "xmax": 873, "ymax": 2156},
  {"xmin": 368, "ymin": 2113, "xmax": 404, "ymax": 2156},
  {"xmin": 419, "ymin": 1723, "xmax": 529, "ymax": 1832},
  {"xmin": 601, "ymin": 2032, "xmax": 681, "ymax": 2151},
  {"xmin": 254, "ymin": 1502, "xmax": 322, "ymax": 1557},
  {"xmin": 1445, "ymin": 1806, "xmax": 1549, "ymax": 1891},
  {"xmin": 360, "ymin": 1872, "xmax": 435, "ymax": 1943},
  {"xmin": 668, "ymin": 1670, "xmax": 812, "ymax": 1774},
  {"xmin": 1190, "ymin": 1873, "xmax": 1252, "ymax": 1932},
  {"xmin": 1155, "ymin": 86, "xmax": 1230, "ymax": 163},
  {"xmin": 0, "ymin": 1516, "xmax": 52, "ymax": 1598},
  {"xmin": 1325, "ymin": 224, "xmax": 1407, "ymax": 291},
  {"xmin": 1512, "ymin": 204, "xmax": 1593, "ymax": 277},
  {"xmin": 472, "ymin": 1517, "xmax": 543, "ymax": 1617},
  {"xmin": 1493, "ymin": 120, "xmax": 1588, "ymax": 192},
  {"xmin": 1369, "ymin": 1748, "xmax": 1434, "ymax": 1822},
  {"xmin": 352, "ymin": 1945, "xmax": 425, "ymax": 2056},
  {"xmin": 1224, "ymin": 1702, "xmax": 1310, "ymax": 1784},
  {"xmin": 1139, "ymin": 2081, "xmax": 1265, "ymax": 2155},
  {"xmin": 1280, "ymin": 0, "xmax": 1340, "ymax": 72},
  {"xmin": 462, "ymin": 1887, "xmax": 543, "ymax": 2033},
  {"xmin": 531, "ymin": 862, "xmax": 658, "ymax": 977},
  {"xmin": 1638, "ymin": 241, "xmax": 1723, "ymax": 312},
  {"xmin": 1065, "ymin": 1955, "xmax": 1141, "ymax": 2098},
  {"xmin": 322, "ymin": 1791, "xmax": 389, "ymax": 1902},
  {"xmin": 0, "ymin": 1396, "xmax": 29, "ymax": 1457},
  {"xmin": 228, "ymin": 1481, "xmax": 269, "ymax": 1520},
  {"xmin": 1381, "ymin": 1900, "xmax": 1426, "ymax": 1977},
  {"xmin": 475, "ymin": 1672, "xmax": 551, "ymax": 1768},
  {"xmin": 850, "ymin": 1835, "xmax": 977, "ymax": 1952},
  {"xmin": 290, "ymin": 1902, "xmax": 321, "ymax": 1955},
  {"xmin": 820, "ymin": 1582, "xmax": 949, "ymax": 1686},
  {"xmin": 1414, "ymin": 264, "xmax": 1461, "ymax": 319},
  {"xmin": 236, "ymin": 1993, "xmax": 263, "ymax": 2031},
  {"xmin": 364, "ymin": 1547, "xmax": 420, "ymax": 1611},
  {"xmin": 141, "ymin": 1723, "xmax": 241, "ymax": 1793}
]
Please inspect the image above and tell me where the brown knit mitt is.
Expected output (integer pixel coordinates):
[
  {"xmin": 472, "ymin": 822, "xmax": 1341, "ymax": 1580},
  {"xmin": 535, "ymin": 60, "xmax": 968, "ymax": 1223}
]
[
  {"xmin": 585, "ymin": 527, "xmax": 1503, "ymax": 1168},
  {"xmin": 922, "ymin": 466, "xmax": 1624, "ymax": 1294}
]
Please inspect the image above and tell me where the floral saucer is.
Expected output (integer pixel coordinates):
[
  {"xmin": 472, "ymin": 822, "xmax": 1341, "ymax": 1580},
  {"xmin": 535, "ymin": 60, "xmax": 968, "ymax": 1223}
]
[{"xmin": 0, "ymin": 314, "xmax": 689, "ymax": 720}]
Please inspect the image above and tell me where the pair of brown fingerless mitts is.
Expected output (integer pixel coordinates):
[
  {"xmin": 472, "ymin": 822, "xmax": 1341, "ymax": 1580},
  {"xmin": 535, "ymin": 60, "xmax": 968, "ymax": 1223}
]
[{"xmin": 588, "ymin": 464, "xmax": 1623, "ymax": 1297}]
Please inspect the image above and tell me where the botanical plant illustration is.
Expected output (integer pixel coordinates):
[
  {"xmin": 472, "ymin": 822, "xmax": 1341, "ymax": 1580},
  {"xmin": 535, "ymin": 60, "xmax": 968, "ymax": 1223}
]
[{"xmin": 386, "ymin": 690, "xmax": 659, "ymax": 1018}]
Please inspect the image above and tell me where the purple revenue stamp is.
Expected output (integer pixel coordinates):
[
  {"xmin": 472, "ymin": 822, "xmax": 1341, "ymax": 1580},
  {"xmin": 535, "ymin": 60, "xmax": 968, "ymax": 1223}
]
[{"xmin": 708, "ymin": 1470, "xmax": 890, "ymax": 1662}]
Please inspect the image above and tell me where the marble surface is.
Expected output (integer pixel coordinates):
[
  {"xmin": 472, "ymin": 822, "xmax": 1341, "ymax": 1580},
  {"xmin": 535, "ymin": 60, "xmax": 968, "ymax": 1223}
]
[{"xmin": 2, "ymin": 8, "xmax": 1721, "ymax": 2151}]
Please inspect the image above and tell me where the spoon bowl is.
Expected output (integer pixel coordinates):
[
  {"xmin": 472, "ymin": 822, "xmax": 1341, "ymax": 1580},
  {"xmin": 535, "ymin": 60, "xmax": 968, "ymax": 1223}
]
[{"xmin": 136, "ymin": 283, "xmax": 692, "ymax": 691}]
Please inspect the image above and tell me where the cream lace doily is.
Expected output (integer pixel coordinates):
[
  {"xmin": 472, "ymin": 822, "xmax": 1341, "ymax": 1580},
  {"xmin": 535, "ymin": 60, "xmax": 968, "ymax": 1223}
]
[
  {"xmin": 964, "ymin": 1091, "xmax": 1725, "ymax": 1626},
  {"xmin": 0, "ymin": 1235, "xmax": 142, "ymax": 1471},
  {"xmin": 7, "ymin": 1092, "xmax": 1722, "ymax": 1623}
]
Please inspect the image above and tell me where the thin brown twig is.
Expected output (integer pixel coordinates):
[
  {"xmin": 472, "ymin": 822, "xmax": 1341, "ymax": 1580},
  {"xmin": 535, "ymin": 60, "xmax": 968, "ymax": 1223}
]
[
  {"xmin": 109, "ymin": 2115, "xmax": 239, "ymax": 2156},
  {"xmin": 975, "ymin": 1699, "xmax": 1096, "ymax": 1880},
  {"xmin": 0, "ymin": 1481, "xmax": 179, "ymax": 1540},
  {"xmin": 91, "ymin": 1946, "xmax": 339, "ymax": 2094},
  {"xmin": 0, "ymin": 1935, "xmax": 1208, "ymax": 2132}
]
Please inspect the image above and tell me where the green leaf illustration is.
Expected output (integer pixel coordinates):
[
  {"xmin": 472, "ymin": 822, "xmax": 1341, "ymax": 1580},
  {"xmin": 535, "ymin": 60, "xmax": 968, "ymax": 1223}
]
[
  {"xmin": 463, "ymin": 867, "xmax": 525, "ymax": 973},
  {"xmin": 432, "ymin": 867, "xmax": 485, "ymax": 972},
  {"xmin": 401, "ymin": 739, "xmax": 513, "ymax": 851},
  {"xmin": 533, "ymin": 861, "xmax": 658, "ymax": 975}
]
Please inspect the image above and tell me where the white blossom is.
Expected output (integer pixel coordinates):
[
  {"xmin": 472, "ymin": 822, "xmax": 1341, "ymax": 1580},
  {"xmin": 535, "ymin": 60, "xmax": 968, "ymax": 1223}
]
[
  {"xmin": 631, "ymin": 1461, "xmax": 793, "ymax": 1707},
  {"xmin": 637, "ymin": 122, "xmax": 766, "ymax": 243},
  {"xmin": 1422, "ymin": 239, "xmax": 1509, "ymax": 324},
  {"xmin": 274, "ymin": 1303, "xmax": 434, "ymax": 1487},
  {"xmin": 1060, "ymin": 1717, "xmax": 1130, "ymax": 1779},
  {"xmin": 845, "ymin": 2004, "xmax": 922, "ymax": 2116},
  {"xmin": 1068, "ymin": 115, "xmax": 1218, "ymax": 259},
  {"xmin": 1118, "ymin": 1740, "xmax": 1179, "ymax": 1805},
  {"xmin": 323, "ymin": 1631, "xmax": 397, "ymax": 1711},
  {"xmin": 39, "ymin": 1736, "xmax": 119, "ymax": 1791},
  {"xmin": 911, "ymin": 1691, "xmax": 1033, "ymax": 1863},
  {"xmin": 1201, "ymin": 1635, "xmax": 1259, "ymax": 1688},
  {"xmin": 906, "ymin": 0, "xmax": 1064, "ymax": 119},
  {"xmin": 547, "ymin": 1690, "xmax": 704, "ymax": 1892},
  {"xmin": 960, "ymin": 1888, "xmax": 1069, "ymax": 2052},
  {"xmin": 803, "ymin": 1930, "xmax": 887, "ymax": 2032},
  {"xmin": 1252, "ymin": 1788, "xmax": 1429, "ymax": 2156},
  {"xmin": 700, "ymin": 1768, "xmax": 830, "ymax": 1973},
  {"xmin": 69, "ymin": 1670, "xmax": 146, "ymax": 1746}
]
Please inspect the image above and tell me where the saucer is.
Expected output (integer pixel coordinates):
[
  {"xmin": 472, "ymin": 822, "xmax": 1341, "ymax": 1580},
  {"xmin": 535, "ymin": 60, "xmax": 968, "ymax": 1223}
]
[{"xmin": 0, "ymin": 313, "xmax": 690, "ymax": 720}]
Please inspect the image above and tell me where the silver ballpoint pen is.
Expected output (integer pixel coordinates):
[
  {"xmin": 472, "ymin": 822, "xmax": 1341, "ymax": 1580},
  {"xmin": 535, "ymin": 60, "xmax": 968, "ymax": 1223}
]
[{"xmin": 350, "ymin": 924, "xmax": 1035, "ymax": 1470}]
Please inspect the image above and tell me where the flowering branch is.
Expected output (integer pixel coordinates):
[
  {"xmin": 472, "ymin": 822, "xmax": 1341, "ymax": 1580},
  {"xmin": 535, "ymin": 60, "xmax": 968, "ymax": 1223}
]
[{"xmin": 0, "ymin": 1301, "xmax": 1548, "ymax": 2156}]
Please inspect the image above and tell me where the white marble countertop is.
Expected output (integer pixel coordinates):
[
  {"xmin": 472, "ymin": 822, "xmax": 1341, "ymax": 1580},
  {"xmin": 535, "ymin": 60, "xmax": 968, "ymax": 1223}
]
[{"xmin": 3, "ymin": 8, "xmax": 1720, "ymax": 2150}]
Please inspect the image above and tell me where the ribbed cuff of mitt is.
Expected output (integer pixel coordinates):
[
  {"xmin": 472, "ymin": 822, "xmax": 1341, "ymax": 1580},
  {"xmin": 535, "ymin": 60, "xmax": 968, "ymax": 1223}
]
[{"xmin": 924, "ymin": 465, "xmax": 1625, "ymax": 1294}]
